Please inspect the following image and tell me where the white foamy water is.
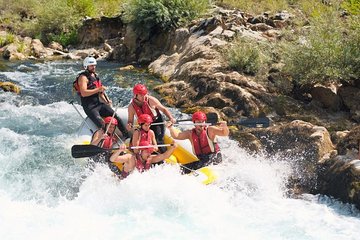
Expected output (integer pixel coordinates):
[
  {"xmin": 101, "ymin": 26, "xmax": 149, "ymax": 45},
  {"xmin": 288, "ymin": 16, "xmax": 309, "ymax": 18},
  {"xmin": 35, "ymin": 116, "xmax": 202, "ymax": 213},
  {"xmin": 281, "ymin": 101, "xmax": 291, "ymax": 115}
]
[{"xmin": 1, "ymin": 61, "xmax": 359, "ymax": 240}]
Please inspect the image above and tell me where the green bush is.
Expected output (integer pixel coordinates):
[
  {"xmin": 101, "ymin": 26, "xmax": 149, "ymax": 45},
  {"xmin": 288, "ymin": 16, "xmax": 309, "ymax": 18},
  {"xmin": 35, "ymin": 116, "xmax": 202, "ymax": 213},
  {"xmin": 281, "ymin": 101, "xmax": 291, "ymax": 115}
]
[
  {"xmin": 123, "ymin": 0, "xmax": 210, "ymax": 33},
  {"xmin": 224, "ymin": 37, "xmax": 271, "ymax": 75},
  {"xmin": 0, "ymin": 0, "xmax": 126, "ymax": 46},
  {"xmin": 48, "ymin": 30, "xmax": 79, "ymax": 46},
  {"xmin": 0, "ymin": 32, "xmax": 16, "ymax": 47},
  {"xmin": 281, "ymin": 14, "xmax": 360, "ymax": 86}
]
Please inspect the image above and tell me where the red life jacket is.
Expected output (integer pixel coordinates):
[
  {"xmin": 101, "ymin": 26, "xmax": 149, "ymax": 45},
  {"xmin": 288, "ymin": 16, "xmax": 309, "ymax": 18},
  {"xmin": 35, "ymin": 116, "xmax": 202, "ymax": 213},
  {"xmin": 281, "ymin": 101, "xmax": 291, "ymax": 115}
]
[
  {"xmin": 73, "ymin": 70, "xmax": 102, "ymax": 95},
  {"xmin": 131, "ymin": 97, "xmax": 158, "ymax": 120},
  {"xmin": 139, "ymin": 128, "xmax": 152, "ymax": 143},
  {"xmin": 101, "ymin": 134, "xmax": 117, "ymax": 149},
  {"xmin": 191, "ymin": 127, "xmax": 220, "ymax": 156},
  {"xmin": 129, "ymin": 128, "xmax": 152, "ymax": 149},
  {"xmin": 135, "ymin": 153, "xmax": 151, "ymax": 172}
]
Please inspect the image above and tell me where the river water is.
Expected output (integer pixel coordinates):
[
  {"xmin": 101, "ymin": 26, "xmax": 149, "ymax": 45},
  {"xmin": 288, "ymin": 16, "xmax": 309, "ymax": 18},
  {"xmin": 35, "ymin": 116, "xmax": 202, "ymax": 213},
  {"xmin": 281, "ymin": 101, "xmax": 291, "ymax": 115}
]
[{"xmin": 0, "ymin": 60, "xmax": 359, "ymax": 240}]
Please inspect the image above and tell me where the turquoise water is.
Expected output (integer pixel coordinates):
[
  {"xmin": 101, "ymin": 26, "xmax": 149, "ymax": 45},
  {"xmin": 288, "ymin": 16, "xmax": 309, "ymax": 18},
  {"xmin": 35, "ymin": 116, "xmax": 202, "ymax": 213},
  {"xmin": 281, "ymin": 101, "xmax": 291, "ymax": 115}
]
[{"xmin": 0, "ymin": 60, "xmax": 360, "ymax": 240}]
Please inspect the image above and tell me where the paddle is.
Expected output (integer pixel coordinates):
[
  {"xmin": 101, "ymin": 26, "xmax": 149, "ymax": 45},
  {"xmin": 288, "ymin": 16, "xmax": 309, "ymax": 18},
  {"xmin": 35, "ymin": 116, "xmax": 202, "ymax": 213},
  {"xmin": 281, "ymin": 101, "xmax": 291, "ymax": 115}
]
[
  {"xmin": 176, "ymin": 118, "xmax": 270, "ymax": 128},
  {"xmin": 198, "ymin": 112, "xmax": 270, "ymax": 128},
  {"xmin": 71, "ymin": 144, "xmax": 174, "ymax": 158},
  {"xmin": 162, "ymin": 112, "xmax": 270, "ymax": 128},
  {"xmin": 150, "ymin": 113, "xmax": 219, "ymax": 126},
  {"xmin": 151, "ymin": 112, "xmax": 269, "ymax": 128}
]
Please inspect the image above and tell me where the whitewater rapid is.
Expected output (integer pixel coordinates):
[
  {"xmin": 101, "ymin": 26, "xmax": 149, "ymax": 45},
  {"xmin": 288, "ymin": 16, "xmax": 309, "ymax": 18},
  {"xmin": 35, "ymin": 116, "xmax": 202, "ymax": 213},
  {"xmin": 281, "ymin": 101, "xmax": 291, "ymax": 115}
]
[{"xmin": 0, "ymin": 60, "xmax": 360, "ymax": 240}]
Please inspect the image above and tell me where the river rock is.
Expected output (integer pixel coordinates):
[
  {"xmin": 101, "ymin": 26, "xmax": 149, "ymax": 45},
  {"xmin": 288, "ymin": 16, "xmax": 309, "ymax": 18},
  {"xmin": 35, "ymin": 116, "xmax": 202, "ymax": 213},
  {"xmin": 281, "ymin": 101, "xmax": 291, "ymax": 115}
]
[
  {"xmin": 246, "ymin": 120, "xmax": 334, "ymax": 193},
  {"xmin": 317, "ymin": 156, "xmax": 360, "ymax": 209},
  {"xmin": 338, "ymin": 86, "xmax": 360, "ymax": 123},
  {"xmin": 2, "ymin": 43, "xmax": 25, "ymax": 60},
  {"xmin": 0, "ymin": 81, "xmax": 20, "ymax": 94}
]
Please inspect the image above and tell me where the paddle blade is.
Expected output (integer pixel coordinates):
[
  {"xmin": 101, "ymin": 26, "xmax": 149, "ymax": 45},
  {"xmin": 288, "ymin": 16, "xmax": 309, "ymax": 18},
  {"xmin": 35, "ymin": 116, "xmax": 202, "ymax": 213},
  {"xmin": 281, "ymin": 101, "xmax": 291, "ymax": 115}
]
[
  {"xmin": 206, "ymin": 112, "xmax": 219, "ymax": 124},
  {"xmin": 190, "ymin": 167, "xmax": 217, "ymax": 185},
  {"xmin": 71, "ymin": 144, "xmax": 107, "ymax": 158},
  {"xmin": 237, "ymin": 117, "xmax": 270, "ymax": 128}
]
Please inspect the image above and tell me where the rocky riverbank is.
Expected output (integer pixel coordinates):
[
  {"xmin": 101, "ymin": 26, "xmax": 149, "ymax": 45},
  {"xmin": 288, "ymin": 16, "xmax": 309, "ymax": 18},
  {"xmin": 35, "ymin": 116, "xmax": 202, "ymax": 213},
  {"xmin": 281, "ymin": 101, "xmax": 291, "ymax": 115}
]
[{"xmin": 1, "ymin": 6, "xmax": 360, "ymax": 209}]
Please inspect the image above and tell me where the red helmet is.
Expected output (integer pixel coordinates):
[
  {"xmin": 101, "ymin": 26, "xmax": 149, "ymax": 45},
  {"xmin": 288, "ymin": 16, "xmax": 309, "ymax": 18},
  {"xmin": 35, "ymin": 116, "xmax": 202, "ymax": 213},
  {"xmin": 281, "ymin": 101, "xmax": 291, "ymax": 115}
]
[
  {"xmin": 138, "ymin": 114, "xmax": 153, "ymax": 124},
  {"xmin": 103, "ymin": 116, "xmax": 118, "ymax": 125},
  {"xmin": 192, "ymin": 111, "xmax": 207, "ymax": 122},
  {"xmin": 139, "ymin": 140, "xmax": 154, "ymax": 152},
  {"xmin": 133, "ymin": 84, "xmax": 148, "ymax": 95}
]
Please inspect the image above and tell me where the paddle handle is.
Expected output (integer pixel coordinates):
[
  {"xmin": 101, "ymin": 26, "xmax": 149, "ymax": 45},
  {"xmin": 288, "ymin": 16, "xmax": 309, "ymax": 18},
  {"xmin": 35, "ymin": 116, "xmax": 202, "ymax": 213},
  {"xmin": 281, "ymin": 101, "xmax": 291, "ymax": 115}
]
[
  {"xmin": 174, "ymin": 123, "xmax": 212, "ymax": 126},
  {"xmin": 150, "ymin": 121, "xmax": 167, "ymax": 126},
  {"xmin": 131, "ymin": 144, "xmax": 174, "ymax": 149},
  {"xmin": 151, "ymin": 122, "xmax": 212, "ymax": 126},
  {"xmin": 103, "ymin": 92, "xmax": 111, "ymax": 105},
  {"xmin": 109, "ymin": 143, "xmax": 174, "ymax": 151},
  {"xmin": 151, "ymin": 119, "xmax": 192, "ymax": 126}
]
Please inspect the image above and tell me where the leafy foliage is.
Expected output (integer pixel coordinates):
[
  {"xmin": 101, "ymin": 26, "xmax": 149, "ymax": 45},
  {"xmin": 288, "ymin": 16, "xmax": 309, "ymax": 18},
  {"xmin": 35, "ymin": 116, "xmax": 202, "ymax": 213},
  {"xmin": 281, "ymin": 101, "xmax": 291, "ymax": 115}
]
[
  {"xmin": 224, "ymin": 37, "xmax": 272, "ymax": 75},
  {"xmin": 0, "ymin": 0, "xmax": 124, "ymax": 46},
  {"xmin": 281, "ymin": 14, "xmax": 360, "ymax": 85},
  {"xmin": 48, "ymin": 30, "xmax": 79, "ymax": 47},
  {"xmin": 123, "ymin": 0, "xmax": 210, "ymax": 33},
  {"xmin": 341, "ymin": 0, "xmax": 360, "ymax": 15},
  {"xmin": 0, "ymin": 32, "xmax": 16, "ymax": 47}
]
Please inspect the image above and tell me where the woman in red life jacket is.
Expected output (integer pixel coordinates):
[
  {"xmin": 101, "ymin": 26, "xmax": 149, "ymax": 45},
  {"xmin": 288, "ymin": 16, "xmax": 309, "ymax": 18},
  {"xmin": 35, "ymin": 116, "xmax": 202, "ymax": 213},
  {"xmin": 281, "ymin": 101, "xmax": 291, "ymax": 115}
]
[
  {"xmin": 131, "ymin": 114, "xmax": 158, "ymax": 153},
  {"xmin": 90, "ymin": 116, "xmax": 130, "ymax": 178},
  {"xmin": 110, "ymin": 140, "xmax": 177, "ymax": 173},
  {"xmin": 126, "ymin": 84, "xmax": 176, "ymax": 153},
  {"xmin": 75, "ymin": 56, "xmax": 128, "ymax": 139},
  {"xmin": 91, "ymin": 116, "xmax": 120, "ymax": 149},
  {"xmin": 167, "ymin": 111, "xmax": 229, "ymax": 173}
]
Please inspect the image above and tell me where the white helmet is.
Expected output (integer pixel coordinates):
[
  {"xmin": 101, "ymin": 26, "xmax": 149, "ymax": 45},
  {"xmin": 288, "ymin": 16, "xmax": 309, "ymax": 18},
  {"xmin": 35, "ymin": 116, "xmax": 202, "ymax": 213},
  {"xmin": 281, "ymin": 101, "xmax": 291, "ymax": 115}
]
[{"xmin": 83, "ymin": 56, "xmax": 97, "ymax": 69}]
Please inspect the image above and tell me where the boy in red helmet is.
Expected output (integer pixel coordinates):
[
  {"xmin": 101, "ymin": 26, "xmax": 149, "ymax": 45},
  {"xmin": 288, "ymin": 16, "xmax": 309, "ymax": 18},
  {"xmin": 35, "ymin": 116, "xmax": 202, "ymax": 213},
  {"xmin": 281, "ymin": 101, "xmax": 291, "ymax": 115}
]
[
  {"xmin": 167, "ymin": 111, "xmax": 229, "ymax": 173},
  {"xmin": 131, "ymin": 114, "xmax": 158, "ymax": 153},
  {"xmin": 127, "ymin": 83, "xmax": 176, "ymax": 153},
  {"xmin": 110, "ymin": 140, "xmax": 177, "ymax": 173}
]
